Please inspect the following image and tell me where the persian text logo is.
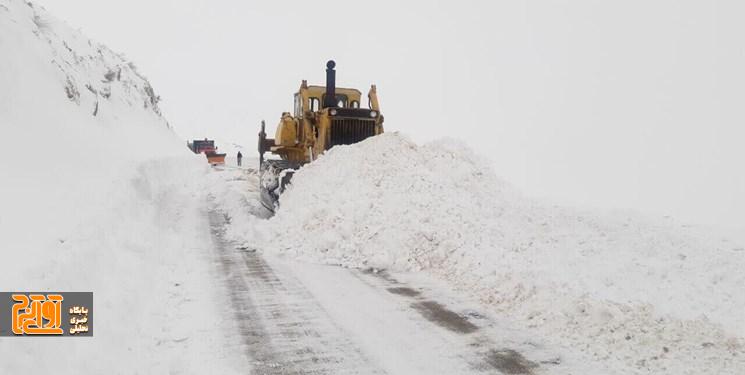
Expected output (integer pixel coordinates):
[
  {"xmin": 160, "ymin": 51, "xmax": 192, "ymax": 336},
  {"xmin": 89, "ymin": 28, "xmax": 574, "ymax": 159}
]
[
  {"xmin": 0, "ymin": 292, "xmax": 93, "ymax": 337},
  {"xmin": 11, "ymin": 294, "xmax": 64, "ymax": 335},
  {"xmin": 68, "ymin": 305, "xmax": 90, "ymax": 334}
]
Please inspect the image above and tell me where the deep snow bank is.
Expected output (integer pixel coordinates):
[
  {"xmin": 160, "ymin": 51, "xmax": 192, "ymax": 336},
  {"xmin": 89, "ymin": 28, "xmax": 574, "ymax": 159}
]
[
  {"xmin": 258, "ymin": 132, "xmax": 745, "ymax": 374},
  {"xmin": 0, "ymin": 0, "xmax": 188, "ymax": 247},
  {"xmin": 0, "ymin": 1, "xmax": 246, "ymax": 372}
]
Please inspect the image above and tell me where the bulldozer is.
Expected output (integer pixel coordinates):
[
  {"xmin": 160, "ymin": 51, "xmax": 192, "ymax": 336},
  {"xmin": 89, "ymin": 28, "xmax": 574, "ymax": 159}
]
[{"xmin": 258, "ymin": 60, "xmax": 385, "ymax": 211}]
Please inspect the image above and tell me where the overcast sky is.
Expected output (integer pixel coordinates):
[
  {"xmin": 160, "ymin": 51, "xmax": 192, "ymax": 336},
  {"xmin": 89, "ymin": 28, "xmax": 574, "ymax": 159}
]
[{"xmin": 34, "ymin": 0, "xmax": 745, "ymax": 235}]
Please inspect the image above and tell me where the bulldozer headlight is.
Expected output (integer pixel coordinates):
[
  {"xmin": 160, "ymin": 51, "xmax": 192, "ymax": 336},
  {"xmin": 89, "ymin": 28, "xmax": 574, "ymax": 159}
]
[
  {"xmin": 369, "ymin": 110, "xmax": 378, "ymax": 118},
  {"xmin": 329, "ymin": 109, "xmax": 338, "ymax": 116}
]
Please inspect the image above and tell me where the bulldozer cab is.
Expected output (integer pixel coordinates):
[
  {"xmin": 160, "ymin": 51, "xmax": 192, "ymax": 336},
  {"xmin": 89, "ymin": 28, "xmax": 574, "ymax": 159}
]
[{"xmin": 294, "ymin": 87, "xmax": 363, "ymax": 116}]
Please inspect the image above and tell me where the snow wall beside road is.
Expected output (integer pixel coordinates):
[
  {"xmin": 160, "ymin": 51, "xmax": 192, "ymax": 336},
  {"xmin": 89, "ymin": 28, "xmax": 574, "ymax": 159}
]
[{"xmin": 256, "ymin": 132, "xmax": 745, "ymax": 374}]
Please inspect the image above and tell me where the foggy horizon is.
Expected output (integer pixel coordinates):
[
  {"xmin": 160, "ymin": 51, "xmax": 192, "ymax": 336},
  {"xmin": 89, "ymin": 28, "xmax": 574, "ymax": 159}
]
[{"xmin": 32, "ymin": 0, "xmax": 745, "ymax": 237}]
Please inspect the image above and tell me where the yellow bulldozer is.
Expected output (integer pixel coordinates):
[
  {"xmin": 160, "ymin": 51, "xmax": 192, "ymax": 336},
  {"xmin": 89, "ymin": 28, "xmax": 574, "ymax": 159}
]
[{"xmin": 258, "ymin": 60, "xmax": 385, "ymax": 211}]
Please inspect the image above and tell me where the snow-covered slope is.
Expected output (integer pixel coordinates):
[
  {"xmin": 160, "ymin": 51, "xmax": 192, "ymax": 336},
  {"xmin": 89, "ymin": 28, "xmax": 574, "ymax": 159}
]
[
  {"xmin": 0, "ymin": 1, "xmax": 246, "ymax": 372},
  {"xmin": 0, "ymin": 0, "xmax": 187, "ymax": 247},
  {"xmin": 249, "ymin": 132, "xmax": 745, "ymax": 374}
]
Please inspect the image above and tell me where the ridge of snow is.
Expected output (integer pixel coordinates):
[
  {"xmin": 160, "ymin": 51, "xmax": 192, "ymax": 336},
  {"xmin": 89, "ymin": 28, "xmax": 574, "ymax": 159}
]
[{"xmin": 250, "ymin": 132, "xmax": 745, "ymax": 374}]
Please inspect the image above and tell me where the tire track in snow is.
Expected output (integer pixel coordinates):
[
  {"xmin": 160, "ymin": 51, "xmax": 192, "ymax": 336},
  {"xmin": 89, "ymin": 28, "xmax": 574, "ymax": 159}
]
[
  {"xmin": 209, "ymin": 209, "xmax": 385, "ymax": 374},
  {"xmin": 354, "ymin": 269, "xmax": 547, "ymax": 375}
]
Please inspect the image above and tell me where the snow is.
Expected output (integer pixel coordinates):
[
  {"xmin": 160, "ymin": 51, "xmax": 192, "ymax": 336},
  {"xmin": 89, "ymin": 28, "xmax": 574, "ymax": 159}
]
[
  {"xmin": 4, "ymin": 0, "xmax": 744, "ymax": 373},
  {"xmin": 269, "ymin": 254, "xmax": 585, "ymax": 374},
  {"xmin": 242, "ymin": 132, "xmax": 745, "ymax": 374},
  {"xmin": 0, "ymin": 1, "xmax": 246, "ymax": 372}
]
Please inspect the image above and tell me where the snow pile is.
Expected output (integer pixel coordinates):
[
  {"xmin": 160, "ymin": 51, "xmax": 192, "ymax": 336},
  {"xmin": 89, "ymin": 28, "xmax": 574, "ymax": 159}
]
[
  {"xmin": 264, "ymin": 133, "xmax": 515, "ymax": 269},
  {"xmin": 0, "ymin": 1, "xmax": 246, "ymax": 372},
  {"xmin": 259, "ymin": 132, "xmax": 745, "ymax": 374}
]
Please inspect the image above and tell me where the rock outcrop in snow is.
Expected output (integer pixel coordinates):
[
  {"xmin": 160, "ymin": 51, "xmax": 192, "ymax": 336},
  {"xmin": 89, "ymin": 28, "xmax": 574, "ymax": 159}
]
[
  {"xmin": 254, "ymin": 132, "xmax": 745, "ymax": 374},
  {"xmin": 0, "ymin": 0, "xmax": 163, "ymax": 120}
]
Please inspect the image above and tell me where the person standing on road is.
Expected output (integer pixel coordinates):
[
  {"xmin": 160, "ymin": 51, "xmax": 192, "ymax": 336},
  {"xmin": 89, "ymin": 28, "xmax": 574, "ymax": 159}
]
[{"xmin": 237, "ymin": 151, "xmax": 243, "ymax": 166}]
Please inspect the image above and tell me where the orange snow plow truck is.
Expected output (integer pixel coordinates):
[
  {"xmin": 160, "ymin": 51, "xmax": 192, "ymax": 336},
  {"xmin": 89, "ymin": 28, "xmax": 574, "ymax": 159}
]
[{"xmin": 188, "ymin": 139, "xmax": 226, "ymax": 165}]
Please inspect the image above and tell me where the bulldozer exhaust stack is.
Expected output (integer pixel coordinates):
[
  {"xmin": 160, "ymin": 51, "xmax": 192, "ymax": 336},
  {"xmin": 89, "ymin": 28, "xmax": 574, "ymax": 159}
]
[{"xmin": 323, "ymin": 60, "xmax": 337, "ymax": 108}]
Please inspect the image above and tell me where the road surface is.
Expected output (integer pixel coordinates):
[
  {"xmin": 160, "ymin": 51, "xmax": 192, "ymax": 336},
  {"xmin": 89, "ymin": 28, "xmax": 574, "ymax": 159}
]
[{"xmin": 207, "ymin": 208, "xmax": 564, "ymax": 375}]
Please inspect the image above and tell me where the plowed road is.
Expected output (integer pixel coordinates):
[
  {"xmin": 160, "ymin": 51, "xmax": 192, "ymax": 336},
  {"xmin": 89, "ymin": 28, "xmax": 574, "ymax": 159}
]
[{"xmin": 208, "ymin": 209, "xmax": 564, "ymax": 375}]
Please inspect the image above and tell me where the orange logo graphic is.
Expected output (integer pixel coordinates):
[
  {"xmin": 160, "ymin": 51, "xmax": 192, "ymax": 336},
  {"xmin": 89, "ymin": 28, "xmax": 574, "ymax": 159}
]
[{"xmin": 11, "ymin": 294, "xmax": 64, "ymax": 335}]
